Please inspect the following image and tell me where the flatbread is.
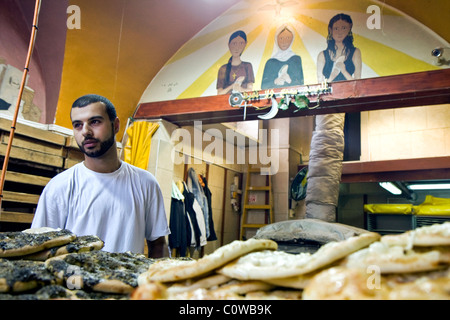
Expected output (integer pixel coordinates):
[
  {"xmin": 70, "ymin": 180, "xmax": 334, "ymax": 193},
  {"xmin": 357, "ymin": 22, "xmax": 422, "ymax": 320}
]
[
  {"xmin": 0, "ymin": 258, "xmax": 60, "ymax": 293},
  {"xmin": 341, "ymin": 241, "xmax": 444, "ymax": 273},
  {"xmin": 130, "ymin": 282, "xmax": 168, "ymax": 300},
  {"xmin": 208, "ymin": 280, "xmax": 274, "ymax": 297},
  {"xmin": 299, "ymin": 232, "xmax": 381, "ymax": 274},
  {"xmin": 303, "ymin": 266, "xmax": 450, "ymax": 300},
  {"xmin": 245, "ymin": 289, "xmax": 303, "ymax": 300},
  {"xmin": 263, "ymin": 270, "xmax": 321, "ymax": 289},
  {"xmin": 168, "ymin": 280, "xmax": 274, "ymax": 300},
  {"xmin": 219, "ymin": 232, "xmax": 380, "ymax": 280},
  {"xmin": 387, "ymin": 276, "xmax": 450, "ymax": 300},
  {"xmin": 0, "ymin": 229, "xmax": 76, "ymax": 258},
  {"xmin": 219, "ymin": 250, "xmax": 312, "ymax": 280},
  {"xmin": 167, "ymin": 274, "xmax": 232, "ymax": 294},
  {"xmin": 0, "ymin": 284, "xmax": 129, "ymax": 300},
  {"xmin": 22, "ymin": 235, "xmax": 104, "ymax": 261},
  {"xmin": 45, "ymin": 251, "xmax": 155, "ymax": 294},
  {"xmin": 415, "ymin": 245, "xmax": 450, "ymax": 263},
  {"xmin": 302, "ymin": 266, "xmax": 390, "ymax": 300},
  {"xmin": 140, "ymin": 239, "xmax": 277, "ymax": 283},
  {"xmin": 383, "ymin": 267, "xmax": 450, "ymax": 300},
  {"xmin": 381, "ymin": 221, "xmax": 450, "ymax": 247}
]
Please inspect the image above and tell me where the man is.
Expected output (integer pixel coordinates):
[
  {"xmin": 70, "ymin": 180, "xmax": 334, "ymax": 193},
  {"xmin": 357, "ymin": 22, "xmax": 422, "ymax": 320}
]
[{"xmin": 31, "ymin": 94, "xmax": 170, "ymax": 258}]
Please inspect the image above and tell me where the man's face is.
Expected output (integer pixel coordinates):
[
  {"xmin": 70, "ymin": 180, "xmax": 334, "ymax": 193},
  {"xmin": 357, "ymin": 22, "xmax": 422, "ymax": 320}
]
[{"xmin": 71, "ymin": 102, "xmax": 118, "ymax": 158}]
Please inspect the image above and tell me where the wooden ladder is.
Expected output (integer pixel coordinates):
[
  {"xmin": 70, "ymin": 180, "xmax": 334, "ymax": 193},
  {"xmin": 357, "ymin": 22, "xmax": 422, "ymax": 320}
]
[{"xmin": 240, "ymin": 166, "xmax": 273, "ymax": 240}]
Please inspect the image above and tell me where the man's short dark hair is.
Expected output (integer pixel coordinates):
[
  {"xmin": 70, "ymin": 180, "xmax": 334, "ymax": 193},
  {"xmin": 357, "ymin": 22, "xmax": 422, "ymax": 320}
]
[{"xmin": 71, "ymin": 94, "xmax": 117, "ymax": 121}]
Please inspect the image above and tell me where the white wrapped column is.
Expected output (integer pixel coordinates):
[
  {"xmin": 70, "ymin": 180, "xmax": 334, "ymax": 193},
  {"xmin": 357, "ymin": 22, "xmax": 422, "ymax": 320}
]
[{"xmin": 305, "ymin": 113, "xmax": 345, "ymax": 222}]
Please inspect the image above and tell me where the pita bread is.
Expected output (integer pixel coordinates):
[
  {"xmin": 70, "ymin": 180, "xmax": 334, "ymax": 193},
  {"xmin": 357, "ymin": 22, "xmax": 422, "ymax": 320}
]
[
  {"xmin": 415, "ymin": 245, "xmax": 450, "ymax": 263},
  {"xmin": 140, "ymin": 239, "xmax": 277, "ymax": 283},
  {"xmin": 166, "ymin": 274, "xmax": 231, "ymax": 294},
  {"xmin": 209, "ymin": 280, "xmax": 274, "ymax": 296},
  {"xmin": 303, "ymin": 266, "xmax": 450, "ymax": 300},
  {"xmin": 138, "ymin": 258, "xmax": 195, "ymax": 285},
  {"xmin": 130, "ymin": 282, "xmax": 168, "ymax": 300},
  {"xmin": 165, "ymin": 280, "xmax": 274, "ymax": 300},
  {"xmin": 342, "ymin": 241, "xmax": 443, "ymax": 273},
  {"xmin": 298, "ymin": 232, "xmax": 380, "ymax": 274},
  {"xmin": 219, "ymin": 250, "xmax": 312, "ymax": 280},
  {"xmin": 387, "ymin": 276, "xmax": 450, "ymax": 300},
  {"xmin": 302, "ymin": 267, "xmax": 390, "ymax": 300},
  {"xmin": 219, "ymin": 232, "xmax": 380, "ymax": 280},
  {"xmin": 381, "ymin": 222, "xmax": 450, "ymax": 247},
  {"xmin": 263, "ymin": 270, "xmax": 320, "ymax": 289},
  {"xmin": 244, "ymin": 289, "xmax": 303, "ymax": 300}
]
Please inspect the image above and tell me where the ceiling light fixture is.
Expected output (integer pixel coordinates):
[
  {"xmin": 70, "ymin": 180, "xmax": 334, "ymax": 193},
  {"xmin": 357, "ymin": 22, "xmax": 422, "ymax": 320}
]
[
  {"xmin": 379, "ymin": 182, "xmax": 402, "ymax": 195},
  {"xmin": 407, "ymin": 183, "xmax": 450, "ymax": 190}
]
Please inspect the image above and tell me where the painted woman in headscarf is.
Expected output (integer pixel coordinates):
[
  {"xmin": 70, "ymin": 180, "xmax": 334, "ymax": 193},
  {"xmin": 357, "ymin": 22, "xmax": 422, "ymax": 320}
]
[
  {"xmin": 217, "ymin": 30, "xmax": 255, "ymax": 95},
  {"xmin": 316, "ymin": 13, "xmax": 363, "ymax": 162},
  {"xmin": 261, "ymin": 24, "xmax": 304, "ymax": 90},
  {"xmin": 317, "ymin": 13, "xmax": 361, "ymax": 82}
]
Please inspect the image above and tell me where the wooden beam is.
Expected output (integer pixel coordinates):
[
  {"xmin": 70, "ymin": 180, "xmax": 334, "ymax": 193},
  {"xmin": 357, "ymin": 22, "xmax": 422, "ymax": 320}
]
[
  {"xmin": 0, "ymin": 211, "xmax": 34, "ymax": 223},
  {"xmin": 0, "ymin": 170, "xmax": 50, "ymax": 186},
  {"xmin": 341, "ymin": 156, "xmax": 450, "ymax": 183},
  {"xmin": 297, "ymin": 156, "xmax": 450, "ymax": 183},
  {"xmin": 0, "ymin": 118, "xmax": 66, "ymax": 146},
  {"xmin": 2, "ymin": 190, "xmax": 39, "ymax": 204},
  {"xmin": 134, "ymin": 69, "xmax": 450, "ymax": 126}
]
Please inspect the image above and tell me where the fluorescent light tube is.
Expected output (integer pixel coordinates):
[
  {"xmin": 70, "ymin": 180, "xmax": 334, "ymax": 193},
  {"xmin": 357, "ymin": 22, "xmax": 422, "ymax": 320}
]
[
  {"xmin": 407, "ymin": 184, "xmax": 450, "ymax": 190},
  {"xmin": 379, "ymin": 182, "xmax": 402, "ymax": 195}
]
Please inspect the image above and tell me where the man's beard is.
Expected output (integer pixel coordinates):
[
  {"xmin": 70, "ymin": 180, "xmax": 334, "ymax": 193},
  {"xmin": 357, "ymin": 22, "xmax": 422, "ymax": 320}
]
[{"xmin": 78, "ymin": 134, "xmax": 115, "ymax": 158}]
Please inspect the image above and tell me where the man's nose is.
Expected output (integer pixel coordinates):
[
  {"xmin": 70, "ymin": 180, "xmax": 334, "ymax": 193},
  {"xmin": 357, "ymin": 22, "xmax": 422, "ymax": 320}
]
[{"xmin": 81, "ymin": 123, "xmax": 93, "ymax": 136}]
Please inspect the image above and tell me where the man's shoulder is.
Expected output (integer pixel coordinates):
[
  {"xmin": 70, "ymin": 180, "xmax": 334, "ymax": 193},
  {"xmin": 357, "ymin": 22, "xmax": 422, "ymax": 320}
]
[
  {"xmin": 42, "ymin": 162, "xmax": 82, "ymax": 191},
  {"xmin": 121, "ymin": 162, "xmax": 157, "ymax": 181},
  {"xmin": 52, "ymin": 162, "xmax": 82, "ymax": 179}
]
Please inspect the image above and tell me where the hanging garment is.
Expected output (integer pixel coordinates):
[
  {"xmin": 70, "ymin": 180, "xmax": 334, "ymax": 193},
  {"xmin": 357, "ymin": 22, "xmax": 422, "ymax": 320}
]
[
  {"xmin": 192, "ymin": 196, "xmax": 207, "ymax": 247},
  {"xmin": 168, "ymin": 181, "xmax": 191, "ymax": 257},
  {"xmin": 202, "ymin": 176, "xmax": 217, "ymax": 241},
  {"xmin": 183, "ymin": 186, "xmax": 206, "ymax": 249},
  {"xmin": 171, "ymin": 180, "xmax": 184, "ymax": 201},
  {"xmin": 187, "ymin": 168, "xmax": 210, "ymax": 239},
  {"xmin": 168, "ymin": 197, "xmax": 188, "ymax": 257},
  {"xmin": 123, "ymin": 121, "xmax": 159, "ymax": 170},
  {"xmin": 185, "ymin": 207, "xmax": 195, "ymax": 248}
]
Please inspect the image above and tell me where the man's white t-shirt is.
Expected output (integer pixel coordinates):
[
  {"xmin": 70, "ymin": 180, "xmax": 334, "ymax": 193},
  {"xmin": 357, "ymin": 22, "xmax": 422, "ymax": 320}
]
[{"xmin": 31, "ymin": 161, "xmax": 170, "ymax": 254}]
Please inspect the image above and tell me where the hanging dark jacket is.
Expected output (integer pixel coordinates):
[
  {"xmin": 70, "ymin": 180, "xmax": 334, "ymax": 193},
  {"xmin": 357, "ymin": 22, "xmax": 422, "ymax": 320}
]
[
  {"xmin": 187, "ymin": 168, "xmax": 210, "ymax": 239},
  {"xmin": 202, "ymin": 177, "xmax": 217, "ymax": 241},
  {"xmin": 168, "ymin": 197, "xmax": 189, "ymax": 256},
  {"xmin": 183, "ymin": 188, "xmax": 202, "ymax": 249}
]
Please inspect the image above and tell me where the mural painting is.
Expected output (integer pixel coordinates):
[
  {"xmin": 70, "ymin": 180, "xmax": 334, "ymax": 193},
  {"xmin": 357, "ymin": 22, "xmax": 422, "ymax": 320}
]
[
  {"xmin": 261, "ymin": 24, "xmax": 304, "ymax": 89},
  {"xmin": 139, "ymin": 0, "xmax": 448, "ymax": 105},
  {"xmin": 317, "ymin": 13, "xmax": 361, "ymax": 83},
  {"xmin": 217, "ymin": 30, "xmax": 255, "ymax": 95}
]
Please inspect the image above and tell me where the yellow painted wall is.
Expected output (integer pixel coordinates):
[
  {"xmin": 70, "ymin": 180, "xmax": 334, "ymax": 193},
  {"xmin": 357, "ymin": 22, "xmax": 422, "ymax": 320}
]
[
  {"xmin": 55, "ymin": 0, "xmax": 161, "ymax": 139},
  {"xmin": 385, "ymin": 0, "xmax": 450, "ymax": 42}
]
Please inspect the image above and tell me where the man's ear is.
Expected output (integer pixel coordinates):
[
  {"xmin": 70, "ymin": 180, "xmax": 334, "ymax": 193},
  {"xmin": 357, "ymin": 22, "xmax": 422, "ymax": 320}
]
[{"xmin": 114, "ymin": 117, "xmax": 120, "ymax": 134}]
